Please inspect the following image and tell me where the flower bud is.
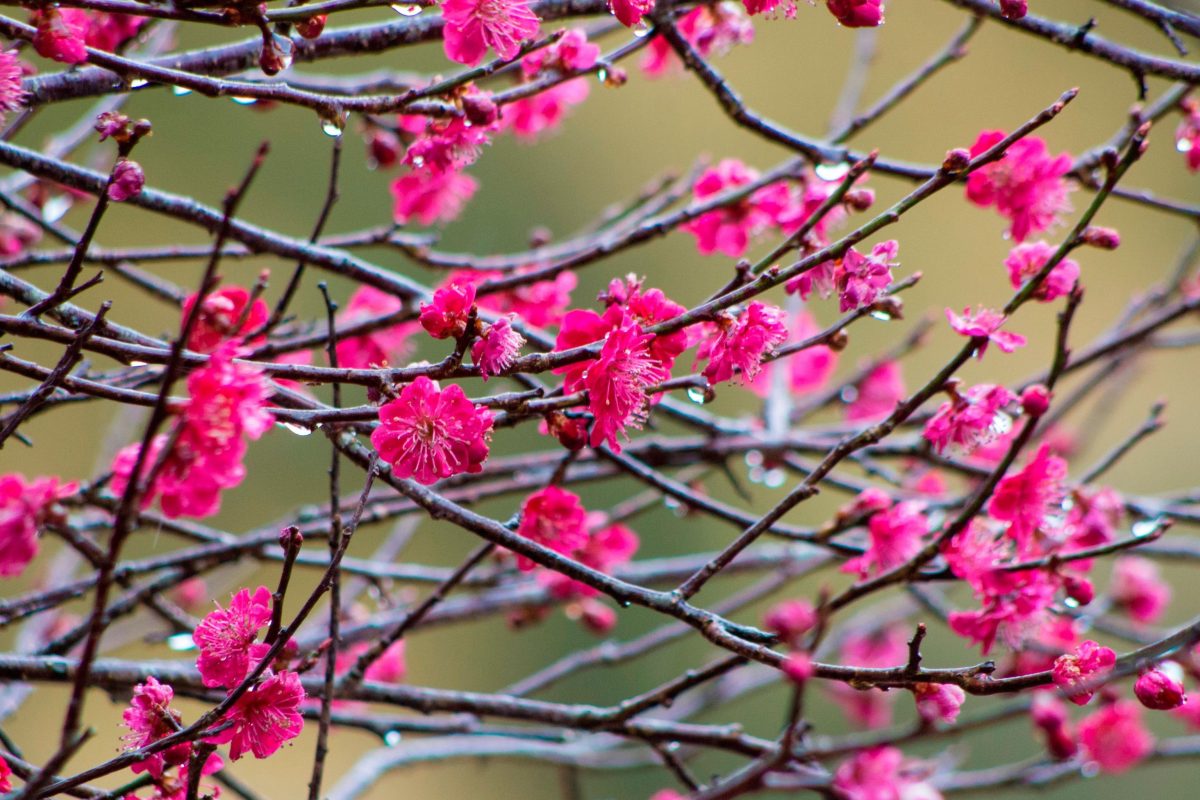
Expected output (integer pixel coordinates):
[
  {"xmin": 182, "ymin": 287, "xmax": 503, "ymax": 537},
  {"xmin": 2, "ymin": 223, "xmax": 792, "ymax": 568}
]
[
  {"xmin": 295, "ymin": 14, "xmax": 326, "ymax": 39},
  {"xmin": 367, "ymin": 129, "xmax": 401, "ymax": 169},
  {"xmin": 602, "ymin": 66, "xmax": 628, "ymax": 88},
  {"xmin": 942, "ymin": 148, "xmax": 971, "ymax": 174},
  {"xmin": 578, "ymin": 599, "xmax": 617, "ymax": 634},
  {"xmin": 1021, "ymin": 384, "xmax": 1052, "ymax": 416},
  {"xmin": 279, "ymin": 525, "xmax": 303, "ymax": 551},
  {"xmin": 827, "ymin": 329, "xmax": 850, "ymax": 351},
  {"xmin": 107, "ymin": 160, "xmax": 145, "ymax": 202},
  {"xmin": 999, "ymin": 0, "xmax": 1027, "ymax": 19},
  {"xmin": 259, "ymin": 33, "xmax": 294, "ymax": 76},
  {"xmin": 763, "ymin": 599, "xmax": 817, "ymax": 645},
  {"xmin": 1081, "ymin": 226, "xmax": 1121, "ymax": 250},
  {"xmin": 462, "ymin": 91, "xmax": 499, "ymax": 127},
  {"xmin": 545, "ymin": 411, "xmax": 588, "ymax": 451},
  {"xmin": 1134, "ymin": 668, "xmax": 1187, "ymax": 710},
  {"xmin": 844, "ymin": 188, "xmax": 875, "ymax": 212},
  {"xmin": 825, "ymin": 0, "xmax": 884, "ymax": 27},
  {"xmin": 782, "ymin": 650, "xmax": 815, "ymax": 684},
  {"xmin": 1063, "ymin": 574, "xmax": 1094, "ymax": 607}
]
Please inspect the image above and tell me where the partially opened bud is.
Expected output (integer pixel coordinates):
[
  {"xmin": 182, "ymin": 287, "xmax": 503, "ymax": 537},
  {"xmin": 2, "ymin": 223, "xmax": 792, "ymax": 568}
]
[{"xmin": 1135, "ymin": 668, "xmax": 1187, "ymax": 710}]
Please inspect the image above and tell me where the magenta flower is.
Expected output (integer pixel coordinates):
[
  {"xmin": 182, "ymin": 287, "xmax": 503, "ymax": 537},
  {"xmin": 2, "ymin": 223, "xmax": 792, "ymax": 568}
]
[
  {"xmin": 913, "ymin": 682, "xmax": 966, "ymax": 725},
  {"xmin": 123, "ymin": 677, "xmax": 191, "ymax": 777},
  {"xmin": 1004, "ymin": 241, "xmax": 1079, "ymax": 301},
  {"xmin": 987, "ymin": 444, "xmax": 1068, "ymax": 550},
  {"xmin": 0, "ymin": 473, "xmax": 75, "ymax": 578},
  {"xmin": 472, "ymin": 316, "xmax": 525, "ymax": 379},
  {"xmin": 1134, "ymin": 668, "xmax": 1186, "ymax": 711},
  {"xmin": 109, "ymin": 433, "xmax": 241, "ymax": 519},
  {"xmin": 682, "ymin": 159, "xmax": 792, "ymax": 258},
  {"xmin": 390, "ymin": 168, "xmax": 478, "ymax": 226},
  {"xmin": 0, "ymin": 50, "xmax": 27, "ymax": 125},
  {"xmin": 193, "ymin": 586, "xmax": 273, "ymax": 689},
  {"xmin": 1078, "ymin": 700, "xmax": 1153, "ymax": 773},
  {"xmin": 846, "ymin": 360, "xmax": 905, "ymax": 421},
  {"xmin": 696, "ymin": 301, "xmax": 787, "ymax": 385},
  {"xmin": 419, "ymin": 280, "xmax": 477, "ymax": 340},
  {"xmin": 449, "ymin": 267, "xmax": 577, "ymax": 329},
  {"xmin": 763, "ymin": 599, "xmax": 817, "ymax": 647},
  {"xmin": 371, "ymin": 377, "xmax": 494, "ymax": 485},
  {"xmin": 842, "ymin": 500, "xmax": 929, "ymax": 580},
  {"xmin": 183, "ymin": 345, "xmax": 274, "ymax": 454},
  {"xmin": 501, "ymin": 79, "xmax": 590, "ymax": 141},
  {"xmin": 1109, "ymin": 556, "xmax": 1170, "ymax": 624},
  {"xmin": 555, "ymin": 306, "xmax": 669, "ymax": 451},
  {"xmin": 947, "ymin": 573, "xmax": 1057, "ymax": 655},
  {"xmin": 750, "ymin": 310, "xmax": 839, "ymax": 397},
  {"xmin": 832, "ymin": 747, "xmax": 940, "ymax": 800},
  {"xmin": 601, "ymin": 275, "xmax": 690, "ymax": 370},
  {"xmin": 107, "ymin": 159, "xmax": 144, "ymax": 202},
  {"xmin": 966, "ymin": 131, "xmax": 1072, "ymax": 242},
  {"xmin": 522, "ymin": 27, "xmax": 600, "ymax": 76},
  {"xmin": 742, "ymin": 0, "xmax": 795, "ymax": 17},
  {"xmin": 825, "ymin": 0, "xmax": 885, "ymax": 27},
  {"xmin": 182, "ymin": 285, "xmax": 269, "ymax": 354},
  {"xmin": 335, "ymin": 286, "xmax": 413, "ymax": 369},
  {"xmin": 642, "ymin": 4, "xmax": 753, "ymax": 77},
  {"xmin": 516, "ymin": 486, "xmax": 589, "ymax": 572},
  {"xmin": 441, "ymin": 0, "xmax": 540, "ymax": 65},
  {"xmin": 923, "ymin": 383, "xmax": 1016, "ymax": 455},
  {"xmin": 31, "ymin": 7, "xmax": 89, "ymax": 64},
  {"xmin": 608, "ymin": 0, "xmax": 654, "ymax": 27},
  {"xmin": 208, "ymin": 670, "xmax": 305, "ymax": 760},
  {"xmin": 404, "ymin": 116, "xmax": 494, "ymax": 175},
  {"xmin": 1052, "ymin": 640, "xmax": 1116, "ymax": 705},
  {"xmin": 0, "ymin": 754, "xmax": 9, "ymax": 793},
  {"xmin": 84, "ymin": 11, "xmax": 147, "ymax": 52},
  {"xmin": 835, "ymin": 240, "xmax": 897, "ymax": 312},
  {"xmin": 945, "ymin": 306, "xmax": 1027, "ymax": 358}
]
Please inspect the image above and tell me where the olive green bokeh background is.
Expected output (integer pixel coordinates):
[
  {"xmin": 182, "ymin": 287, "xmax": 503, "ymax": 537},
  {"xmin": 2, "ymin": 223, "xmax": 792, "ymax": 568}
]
[{"xmin": 2, "ymin": 2, "xmax": 1200, "ymax": 797}]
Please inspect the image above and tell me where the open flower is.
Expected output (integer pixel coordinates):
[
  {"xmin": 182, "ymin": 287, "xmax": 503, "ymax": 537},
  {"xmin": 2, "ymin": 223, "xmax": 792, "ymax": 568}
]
[{"xmin": 371, "ymin": 377, "xmax": 494, "ymax": 485}]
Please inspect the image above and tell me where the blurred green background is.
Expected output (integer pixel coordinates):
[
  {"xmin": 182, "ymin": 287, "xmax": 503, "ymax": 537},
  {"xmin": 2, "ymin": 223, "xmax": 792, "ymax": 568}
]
[{"xmin": 2, "ymin": 1, "xmax": 1200, "ymax": 797}]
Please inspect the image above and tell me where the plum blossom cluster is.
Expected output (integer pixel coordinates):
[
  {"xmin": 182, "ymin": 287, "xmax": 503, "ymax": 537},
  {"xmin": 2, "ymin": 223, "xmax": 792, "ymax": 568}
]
[{"xmin": 5, "ymin": 3, "xmax": 1200, "ymax": 800}]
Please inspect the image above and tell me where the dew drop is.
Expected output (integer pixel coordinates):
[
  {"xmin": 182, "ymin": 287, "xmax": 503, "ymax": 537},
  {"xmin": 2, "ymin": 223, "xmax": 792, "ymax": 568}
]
[
  {"xmin": 1177, "ymin": 137, "xmax": 1194, "ymax": 154},
  {"xmin": 869, "ymin": 309, "xmax": 893, "ymax": 321},
  {"xmin": 596, "ymin": 68, "xmax": 608, "ymax": 83},
  {"xmin": 271, "ymin": 34, "xmax": 295, "ymax": 71},
  {"xmin": 41, "ymin": 195, "xmax": 72, "ymax": 223},
  {"xmin": 129, "ymin": 360, "xmax": 148, "ymax": 367},
  {"xmin": 763, "ymin": 468, "xmax": 786, "ymax": 489},
  {"xmin": 230, "ymin": 96, "xmax": 258, "ymax": 105},
  {"xmin": 384, "ymin": 730, "xmax": 403, "ymax": 746},
  {"xmin": 130, "ymin": 78, "xmax": 149, "ymax": 89},
  {"xmin": 1080, "ymin": 761, "xmax": 1101, "ymax": 779},
  {"xmin": 815, "ymin": 161, "xmax": 851, "ymax": 181},
  {"xmin": 277, "ymin": 420, "xmax": 314, "ymax": 436},
  {"xmin": 686, "ymin": 382, "xmax": 715, "ymax": 405},
  {"xmin": 1063, "ymin": 596, "xmax": 1080, "ymax": 609},
  {"xmin": 631, "ymin": 20, "xmax": 652, "ymax": 37},
  {"xmin": 1131, "ymin": 518, "xmax": 1162, "ymax": 538},
  {"xmin": 392, "ymin": 2, "xmax": 423, "ymax": 14},
  {"xmin": 167, "ymin": 632, "xmax": 196, "ymax": 651},
  {"xmin": 172, "ymin": 85, "xmax": 192, "ymax": 96},
  {"xmin": 320, "ymin": 111, "xmax": 348, "ymax": 138}
]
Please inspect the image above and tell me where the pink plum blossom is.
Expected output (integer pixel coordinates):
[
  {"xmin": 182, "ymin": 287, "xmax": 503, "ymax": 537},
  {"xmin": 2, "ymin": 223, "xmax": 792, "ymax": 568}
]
[
  {"xmin": 696, "ymin": 301, "xmax": 787, "ymax": 385},
  {"xmin": 516, "ymin": 486, "xmax": 590, "ymax": 571},
  {"xmin": 1052, "ymin": 640, "xmax": 1116, "ymax": 705},
  {"xmin": 1109, "ymin": 556, "xmax": 1170, "ymax": 624},
  {"xmin": 945, "ymin": 306, "xmax": 1027, "ymax": 358},
  {"xmin": 0, "ymin": 473, "xmax": 75, "ymax": 578},
  {"xmin": 441, "ymin": 0, "xmax": 540, "ymax": 65},
  {"xmin": 846, "ymin": 361, "xmax": 905, "ymax": 421},
  {"xmin": 1004, "ymin": 241, "xmax": 1080, "ymax": 301},
  {"xmin": 370, "ymin": 377, "xmax": 494, "ymax": 485},
  {"xmin": 923, "ymin": 383, "xmax": 1016, "ymax": 455},
  {"xmin": 1078, "ymin": 699, "xmax": 1154, "ymax": 773},
  {"xmin": 193, "ymin": 586, "xmax": 273, "ymax": 689},
  {"xmin": 832, "ymin": 747, "xmax": 941, "ymax": 800},
  {"xmin": 472, "ymin": 316, "xmax": 525, "ymax": 379},
  {"xmin": 182, "ymin": 285, "xmax": 269, "ymax": 354},
  {"xmin": 682, "ymin": 159, "xmax": 791, "ymax": 257},
  {"xmin": 966, "ymin": 131, "xmax": 1072, "ymax": 241},
  {"xmin": 208, "ymin": 670, "xmax": 305, "ymax": 760},
  {"xmin": 390, "ymin": 168, "xmax": 478, "ymax": 225}
]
